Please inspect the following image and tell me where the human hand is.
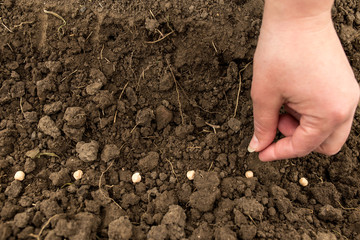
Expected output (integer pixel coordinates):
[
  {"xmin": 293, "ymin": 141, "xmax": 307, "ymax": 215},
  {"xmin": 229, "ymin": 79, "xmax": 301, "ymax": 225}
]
[{"xmin": 249, "ymin": 1, "xmax": 360, "ymax": 161}]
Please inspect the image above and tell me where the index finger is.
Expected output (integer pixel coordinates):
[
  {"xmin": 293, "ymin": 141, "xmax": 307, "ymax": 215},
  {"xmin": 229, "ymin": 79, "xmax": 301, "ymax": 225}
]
[{"xmin": 258, "ymin": 117, "xmax": 331, "ymax": 161}]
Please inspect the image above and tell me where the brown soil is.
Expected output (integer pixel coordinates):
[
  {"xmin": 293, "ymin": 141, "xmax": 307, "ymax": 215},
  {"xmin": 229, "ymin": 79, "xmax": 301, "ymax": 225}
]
[{"xmin": 1, "ymin": 0, "xmax": 360, "ymax": 239}]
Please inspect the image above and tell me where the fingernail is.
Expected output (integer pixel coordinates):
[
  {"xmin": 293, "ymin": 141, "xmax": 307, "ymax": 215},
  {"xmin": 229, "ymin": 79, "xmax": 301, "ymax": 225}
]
[{"xmin": 248, "ymin": 135, "xmax": 259, "ymax": 153}]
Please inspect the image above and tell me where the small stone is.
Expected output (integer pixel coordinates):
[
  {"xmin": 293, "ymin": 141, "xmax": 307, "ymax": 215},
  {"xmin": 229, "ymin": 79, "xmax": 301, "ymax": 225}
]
[
  {"xmin": 24, "ymin": 158, "xmax": 36, "ymax": 173},
  {"xmin": 200, "ymin": 11, "xmax": 208, "ymax": 19},
  {"xmin": 159, "ymin": 72, "xmax": 174, "ymax": 91},
  {"xmin": 125, "ymin": 87, "xmax": 137, "ymax": 106},
  {"xmin": 0, "ymin": 129, "xmax": 15, "ymax": 156},
  {"xmin": 49, "ymin": 168, "xmax": 71, "ymax": 187},
  {"xmin": 1, "ymin": 202, "xmax": 21, "ymax": 220},
  {"xmin": 310, "ymin": 182, "xmax": 341, "ymax": 206},
  {"xmin": 63, "ymin": 107, "xmax": 86, "ymax": 128},
  {"xmin": 108, "ymin": 216, "xmax": 133, "ymax": 240},
  {"xmin": 340, "ymin": 24, "xmax": 358, "ymax": 44},
  {"xmin": 268, "ymin": 207, "xmax": 276, "ymax": 216},
  {"xmin": 86, "ymin": 81, "xmax": 103, "ymax": 95},
  {"xmin": 189, "ymin": 5, "xmax": 195, "ymax": 13},
  {"xmin": 204, "ymin": 133, "xmax": 218, "ymax": 147},
  {"xmin": 10, "ymin": 82, "xmax": 25, "ymax": 98},
  {"xmin": 19, "ymin": 196, "xmax": 33, "ymax": 207},
  {"xmin": 25, "ymin": 147, "xmax": 40, "ymax": 159},
  {"xmin": 38, "ymin": 116, "xmax": 61, "ymax": 138},
  {"xmin": 227, "ymin": 118, "xmax": 241, "ymax": 132},
  {"xmin": 63, "ymin": 124, "xmax": 85, "ymax": 142},
  {"xmin": 275, "ymin": 197, "xmax": 293, "ymax": 214},
  {"xmin": 36, "ymin": 76, "xmax": 56, "ymax": 101},
  {"xmin": 14, "ymin": 212, "xmax": 30, "ymax": 228},
  {"xmin": 159, "ymin": 173, "xmax": 168, "ymax": 181},
  {"xmin": 148, "ymin": 225, "xmax": 168, "ymax": 240},
  {"xmin": 136, "ymin": 108, "xmax": 154, "ymax": 126},
  {"xmin": 155, "ymin": 105, "xmax": 173, "ymax": 130},
  {"xmin": 76, "ymin": 140, "xmax": 99, "ymax": 162},
  {"xmin": 318, "ymin": 204, "xmax": 343, "ymax": 222},
  {"xmin": 174, "ymin": 124, "xmax": 194, "ymax": 139},
  {"xmin": 154, "ymin": 191, "xmax": 178, "ymax": 213},
  {"xmin": 216, "ymin": 153, "xmax": 228, "ymax": 167},
  {"xmin": 5, "ymin": 180, "xmax": 23, "ymax": 198},
  {"xmin": 145, "ymin": 18, "xmax": 159, "ymax": 31},
  {"xmin": 45, "ymin": 61, "xmax": 62, "ymax": 72},
  {"xmin": 6, "ymin": 61, "xmax": 19, "ymax": 70},
  {"xmin": 235, "ymin": 197, "xmax": 264, "ymax": 220},
  {"xmin": 190, "ymin": 189, "xmax": 220, "ymax": 212},
  {"xmin": 190, "ymin": 223, "xmax": 213, "ymax": 240},
  {"xmin": 43, "ymin": 101, "xmax": 63, "ymax": 115},
  {"xmin": 238, "ymin": 224, "xmax": 257, "ymax": 240},
  {"xmin": 23, "ymin": 111, "xmax": 38, "ymax": 123},
  {"xmin": 101, "ymin": 144, "xmax": 120, "ymax": 162},
  {"xmin": 93, "ymin": 90, "xmax": 114, "ymax": 110},
  {"xmin": 161, "ymin": 205, "xmax": 186, "ymax": 239},
  {"xmin": 121, "ymin": 193, "xmax": 140, "ymax": 209},
  {"xmin": 138, "ymin": 152, "xmax": 159, "ymax": 172},
  {"xmin": 194, "ymin": 170, "xmax": 220, "ymax": 191},
  {"xmin": 40, "ymin": 199, "xmax": 63, "ymax": 218},
  {"xmin": 214, "ymin": 227, "xmax": 237, "ymax": 240},
  {"xmin": 90, "ymin": 68, "xmax": 107, "ymax": 84}
]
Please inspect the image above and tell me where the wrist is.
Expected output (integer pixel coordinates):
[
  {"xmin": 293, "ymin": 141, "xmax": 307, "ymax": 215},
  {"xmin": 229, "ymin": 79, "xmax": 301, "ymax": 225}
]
[{"xmin": 262, "ymin": 0, "xmax": 334, "ymax": 32}]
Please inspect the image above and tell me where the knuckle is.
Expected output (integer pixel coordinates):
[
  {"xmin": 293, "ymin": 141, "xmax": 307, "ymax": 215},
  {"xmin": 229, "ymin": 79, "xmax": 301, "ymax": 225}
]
[
  {"xmin": 328, "ymin": 107, "xmax": 349, "ymax": 124},
  {"xmin": 317, "ymin": 144, "xmax": 342, "ymax": 156}
]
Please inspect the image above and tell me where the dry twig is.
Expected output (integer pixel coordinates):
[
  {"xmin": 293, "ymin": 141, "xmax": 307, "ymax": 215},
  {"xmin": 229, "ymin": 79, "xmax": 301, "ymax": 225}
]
[
  {"xmin": 19, "ymin": 97, "xmax": 24, "ymax": 116},
  {"xmin": 61, "ymin": 69, "xmax": 78, "ymax": 82},
  {"xmin": 165, "ymin": 158, "xmax": 178, "ymax": 181},
  {"xmin": 100, "ymin": 44, "xmax": 104, "ymax": 60},
  {"xmin": 166, "ymin": 59, "xmax": 185, "ymax": 125},
  {"xmin": 0, "ymin": 17, "xmax": 13, "ymax": 33},
  {"xmin": 29, "ymin": 214, "xmax": 59, "ymax": 240},
  {"xmin": 43, "ymin": 9, "xmax": 66, "ymax": 35},
  {"xmin": 211, "ymin": 41, "xmax": 218, "ymax": 53},
  {"xmin": 205, "ymin": 122, "xmax": 220, "ymax": 134},
  {"xmin": 337, "ymin": 200, "xmax": 359, "ymax": 211},
  {"xmin": 99, "ymin": 160, "xmax": 123, "ymax": 210},
  {"xmin": 145, "ymin": 30, "xmax": 174, "ymax": 44},
  {"xmin": 246, "ymin": 214, "xmax": 257, "ymax": 226},
  {"xmin": 233, "ymin": 61, "xmax": 252, "ymax": 118},
  {"xmin": 14, "ymin": 21, "xmax": 34, "ymax": 28},
  {"xmin": 118, "ymin": 81, "xmax": 129, "ymax": 101}
]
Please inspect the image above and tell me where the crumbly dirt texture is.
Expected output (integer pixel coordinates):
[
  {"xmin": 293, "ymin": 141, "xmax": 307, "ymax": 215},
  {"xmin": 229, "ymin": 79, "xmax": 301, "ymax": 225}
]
[{"xmin": 1, "ymin": 0, "xmax": 360, "ymax": 239}]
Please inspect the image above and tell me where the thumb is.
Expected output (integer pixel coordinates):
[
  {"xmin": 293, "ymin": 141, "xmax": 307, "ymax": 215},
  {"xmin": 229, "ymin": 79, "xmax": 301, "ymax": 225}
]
[{"xmin": 248, "ymin": 88, "xmax": 282, "ymax": 153}]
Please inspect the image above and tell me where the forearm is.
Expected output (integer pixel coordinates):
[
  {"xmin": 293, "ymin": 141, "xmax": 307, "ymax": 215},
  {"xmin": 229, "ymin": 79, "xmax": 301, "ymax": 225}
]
[{"xmin": 262, "ymin": 0, "xmax": 334, "ymax": 31}]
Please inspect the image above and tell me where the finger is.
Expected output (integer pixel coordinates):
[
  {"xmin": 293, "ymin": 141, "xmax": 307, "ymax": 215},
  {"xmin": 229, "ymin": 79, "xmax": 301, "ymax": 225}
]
[
  {"xmin": 258, "ymin": 116, "xmax": 331, "ymax": 161},
  {"xmin": 284, "ymin": 104, "xmax": 301, "ymax": 121},
  {"xmin": 278, "ymin": 114, "xmax": 299, "ymax": 137},
  {"xmin": 315, "ymin": 118, "xmax": 353, "ymax": 155},
  {"xmin": 249, "ymin": 86, "xmax": 283, "ymax": 152}
]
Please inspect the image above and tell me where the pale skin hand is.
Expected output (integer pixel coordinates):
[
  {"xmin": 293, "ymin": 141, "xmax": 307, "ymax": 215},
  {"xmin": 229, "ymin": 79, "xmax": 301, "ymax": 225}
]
[{"xmin": 249, "ymin": 0, "xmax": 360, "ymax": 161}]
